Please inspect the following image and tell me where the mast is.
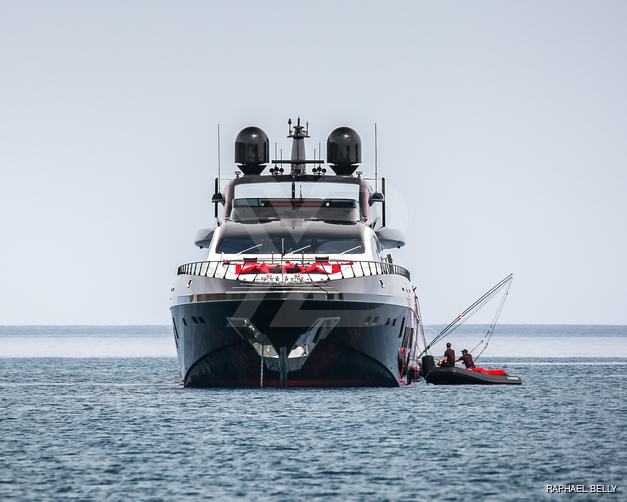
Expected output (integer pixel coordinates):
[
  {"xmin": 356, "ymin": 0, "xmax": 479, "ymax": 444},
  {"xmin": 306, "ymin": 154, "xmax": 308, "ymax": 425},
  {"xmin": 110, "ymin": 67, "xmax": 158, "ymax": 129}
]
[
  {"xmin": 289, "ymin": 117, "xmax": 308, "ymax": 175},
  {"xmin": 271, "ymin": 117, "xmax": 321, "ymax": 175}
]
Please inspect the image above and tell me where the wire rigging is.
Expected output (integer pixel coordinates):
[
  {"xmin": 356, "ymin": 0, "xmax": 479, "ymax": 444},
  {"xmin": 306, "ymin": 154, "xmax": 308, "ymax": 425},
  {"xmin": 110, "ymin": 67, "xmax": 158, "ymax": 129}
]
[
  {"xmin": 470, "ymin": 277, "xmax": 512, "ymax": 362},
  {"xmin": 417, "ymin": 274, "xmax": 513, "ymax": 359}
]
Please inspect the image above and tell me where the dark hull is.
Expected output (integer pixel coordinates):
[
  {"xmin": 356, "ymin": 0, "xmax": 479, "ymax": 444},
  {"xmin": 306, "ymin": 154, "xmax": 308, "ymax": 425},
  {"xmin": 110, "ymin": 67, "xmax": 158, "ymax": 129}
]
[
  {"xmin": 171, "ymin": 298, "xmax": 414, "ymax": 388},
  {"xmin": 425, "ymin": 367, "xmax": 522, "ymax": 385}
]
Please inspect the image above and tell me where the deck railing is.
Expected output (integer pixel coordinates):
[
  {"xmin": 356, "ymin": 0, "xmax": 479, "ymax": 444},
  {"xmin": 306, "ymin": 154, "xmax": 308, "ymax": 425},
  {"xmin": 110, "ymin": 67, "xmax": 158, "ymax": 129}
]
[{"xmin": 177, "ymin": 259, "xmax": 410, "ymax": 283}]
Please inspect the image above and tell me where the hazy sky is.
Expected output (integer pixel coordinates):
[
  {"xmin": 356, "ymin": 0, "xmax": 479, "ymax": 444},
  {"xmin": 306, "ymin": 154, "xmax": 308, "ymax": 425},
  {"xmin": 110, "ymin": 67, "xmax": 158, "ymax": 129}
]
[{"xmin": 1, "ymin": 1, "xmax": 625, "ymax": 325}]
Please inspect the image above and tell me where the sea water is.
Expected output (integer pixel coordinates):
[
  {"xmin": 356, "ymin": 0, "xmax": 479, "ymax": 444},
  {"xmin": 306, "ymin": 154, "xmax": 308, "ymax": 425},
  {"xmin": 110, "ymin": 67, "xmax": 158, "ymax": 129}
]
[{"xmin": 0, "ymin": 326, "xmax": 625, "ymax": 500}]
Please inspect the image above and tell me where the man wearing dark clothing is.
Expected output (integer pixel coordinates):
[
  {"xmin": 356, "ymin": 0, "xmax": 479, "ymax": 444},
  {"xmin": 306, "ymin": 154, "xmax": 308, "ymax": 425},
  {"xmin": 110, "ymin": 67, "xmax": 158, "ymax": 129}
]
[
  {"xmin": 457, "ymin": 349, "xmax": 475, "ymax": 369},
  {"xmin": 440, "ymin": 342, "xmax": 456, "ymax": 368}
]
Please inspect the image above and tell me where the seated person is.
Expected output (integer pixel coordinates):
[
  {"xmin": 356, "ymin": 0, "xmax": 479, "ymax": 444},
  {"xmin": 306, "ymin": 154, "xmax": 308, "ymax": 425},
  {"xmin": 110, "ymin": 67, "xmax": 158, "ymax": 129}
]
[{"xmin": 457, "ymin": 349, "xmax": 476, "ymax": 369}]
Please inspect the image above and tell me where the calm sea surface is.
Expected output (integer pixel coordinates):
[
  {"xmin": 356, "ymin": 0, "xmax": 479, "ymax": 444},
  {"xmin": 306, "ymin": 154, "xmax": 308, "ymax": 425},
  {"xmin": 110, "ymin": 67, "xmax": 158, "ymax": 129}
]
[{"xmin": 1, "ymin": 326, "xmax": 626, "ymax": 500}]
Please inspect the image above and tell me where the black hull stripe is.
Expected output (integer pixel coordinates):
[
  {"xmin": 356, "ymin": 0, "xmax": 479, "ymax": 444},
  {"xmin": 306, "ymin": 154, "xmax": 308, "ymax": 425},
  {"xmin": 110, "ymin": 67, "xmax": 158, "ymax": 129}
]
[
  {"xmin": 333, "ymin": 341, "xmax": 398, "ymax": 384},
  {"xmin": 183, "ymin": 340, "xmax": 245, "ymax": 386}
]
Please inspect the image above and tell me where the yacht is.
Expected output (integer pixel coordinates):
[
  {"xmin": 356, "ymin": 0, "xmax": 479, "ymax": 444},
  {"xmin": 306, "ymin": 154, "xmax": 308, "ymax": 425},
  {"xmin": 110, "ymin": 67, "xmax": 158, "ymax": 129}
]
[{"xmin": 170, "ymin": 119, "xmax": 423, "ymax": 387}]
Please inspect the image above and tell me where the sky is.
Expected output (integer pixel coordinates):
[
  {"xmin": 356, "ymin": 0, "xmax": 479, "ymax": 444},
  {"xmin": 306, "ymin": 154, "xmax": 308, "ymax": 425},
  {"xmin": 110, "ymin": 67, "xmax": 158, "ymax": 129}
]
[{"xmin": 0, "ymin": 1, "xmax": 625, "ymax": 325}]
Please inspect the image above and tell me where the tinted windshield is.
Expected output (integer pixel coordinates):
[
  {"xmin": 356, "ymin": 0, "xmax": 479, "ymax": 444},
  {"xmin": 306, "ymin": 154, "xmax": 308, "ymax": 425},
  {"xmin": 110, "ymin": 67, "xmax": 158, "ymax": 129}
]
[
  {"xmin": 234, "ymin": 181, "xmax": 360, "ymax": 201},
  {"xmin": 234, "ymin": 198, "xmax": 357, "ymax": 208},
  {"xmin": 216, "ymin": 233, "xmax": 364, "ymax": 255},
  {"xmin": 229, "ymin": 180, "xmax": 363, "ymax": 223}
]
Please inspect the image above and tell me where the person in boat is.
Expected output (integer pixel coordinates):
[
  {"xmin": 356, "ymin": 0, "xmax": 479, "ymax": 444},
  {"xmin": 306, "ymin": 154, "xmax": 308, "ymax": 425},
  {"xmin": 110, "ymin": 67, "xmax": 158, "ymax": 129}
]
[
  {"xmin": 438, "ymin": 342, "xmax": 456, "ymax": 367},
  {"xmin": 457, "ymin": 349, "xmax": 476, "ymax": 369}
]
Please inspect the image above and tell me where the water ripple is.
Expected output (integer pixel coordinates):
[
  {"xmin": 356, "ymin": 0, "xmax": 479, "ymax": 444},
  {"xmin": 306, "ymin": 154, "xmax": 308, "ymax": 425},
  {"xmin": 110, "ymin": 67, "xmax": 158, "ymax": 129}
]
[{"xmin": 0, "ymin": 357, "xmax": 625, "ymax": 500}]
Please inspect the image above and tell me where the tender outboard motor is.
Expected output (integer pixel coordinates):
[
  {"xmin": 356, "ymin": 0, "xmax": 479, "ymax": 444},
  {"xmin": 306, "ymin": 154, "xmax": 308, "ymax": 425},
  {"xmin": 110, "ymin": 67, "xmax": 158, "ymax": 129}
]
[
  {"xmin": 421, "ymin": 355, "xmax": 436, "ymax": 376},
  {"xmin": 327, "ymin": 127, "xmax": 361, "ymax": 175},
  {"xmin": 235, "ymin": 126, "xmax": 269, "ymax": 175}
]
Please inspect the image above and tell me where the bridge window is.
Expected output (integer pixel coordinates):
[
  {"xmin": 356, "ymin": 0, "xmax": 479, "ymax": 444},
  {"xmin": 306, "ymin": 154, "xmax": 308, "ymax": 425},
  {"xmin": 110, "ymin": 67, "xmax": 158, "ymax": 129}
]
[{"xmin": 216, "ymin": 234, "xmax": 364, "ymax": 255}]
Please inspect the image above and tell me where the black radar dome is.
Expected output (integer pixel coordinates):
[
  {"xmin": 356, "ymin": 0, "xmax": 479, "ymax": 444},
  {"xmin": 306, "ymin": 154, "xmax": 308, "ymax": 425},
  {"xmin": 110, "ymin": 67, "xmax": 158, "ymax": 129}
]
[
  {"xmin": 327, "ymin": 127, "xmax": 361, "ymax": 175},
  {"xmin": 235, "ymin": 126, "xmax": 269, "ymax": 175}
]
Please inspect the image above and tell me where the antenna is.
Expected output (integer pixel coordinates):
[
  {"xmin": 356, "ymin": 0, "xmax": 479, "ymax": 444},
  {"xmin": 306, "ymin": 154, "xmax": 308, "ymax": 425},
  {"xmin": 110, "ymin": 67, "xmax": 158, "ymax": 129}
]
[
  {"xmin": 214, "ymin": 177, "xmax": 219, "ymax": 218},
  {"xmin": 271, "ymin": 142, "xmax": 278, "ymax": 174},
  {"xmin": 374, "ymin": 122, "xmax": 378, "ymax": 192},
  {"xmin": 217, "ymin": 123, "xmax": 221, "ymax": 190},
  {"xmin": 382, "ymin": 177, "xmax": 386, "ymax": 227}
]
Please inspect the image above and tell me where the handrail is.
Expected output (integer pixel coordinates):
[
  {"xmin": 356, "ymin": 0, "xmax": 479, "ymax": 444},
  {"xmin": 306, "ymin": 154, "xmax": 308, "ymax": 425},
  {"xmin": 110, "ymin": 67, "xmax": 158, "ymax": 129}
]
[{"xmin": 177, "ymin": 259, "xmax": 410, "ymax": 282}]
